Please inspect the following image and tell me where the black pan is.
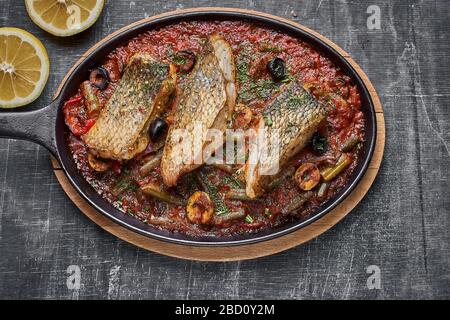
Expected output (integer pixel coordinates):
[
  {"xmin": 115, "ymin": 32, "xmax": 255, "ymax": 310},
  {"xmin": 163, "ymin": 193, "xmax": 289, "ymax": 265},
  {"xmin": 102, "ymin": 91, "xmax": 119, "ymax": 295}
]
[{"xmin": 0, "ymin": 8, "xmax": 376, "ymax": 246}]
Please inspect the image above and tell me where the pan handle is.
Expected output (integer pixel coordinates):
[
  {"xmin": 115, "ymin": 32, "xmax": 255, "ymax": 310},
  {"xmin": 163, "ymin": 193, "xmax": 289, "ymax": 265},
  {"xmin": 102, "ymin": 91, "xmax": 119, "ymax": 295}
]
[{"xmin": 0, "ymin": 100, "xmax": 59, "ymax": 156}]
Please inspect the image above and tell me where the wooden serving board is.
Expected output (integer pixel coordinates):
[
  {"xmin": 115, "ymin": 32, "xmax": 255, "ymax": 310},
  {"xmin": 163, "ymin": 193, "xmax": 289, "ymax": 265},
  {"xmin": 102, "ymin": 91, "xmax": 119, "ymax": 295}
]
[{"xmin": 50, "ymin": 8, "xmax": 385, "ymax": 261}]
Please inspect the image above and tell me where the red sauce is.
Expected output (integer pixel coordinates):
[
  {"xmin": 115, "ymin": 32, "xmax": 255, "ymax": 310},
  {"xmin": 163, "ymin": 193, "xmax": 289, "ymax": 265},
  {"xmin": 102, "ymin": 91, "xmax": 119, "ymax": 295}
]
[{"xmin": 64, "ymin": 21, "xmax": 365, "ymax": 237}]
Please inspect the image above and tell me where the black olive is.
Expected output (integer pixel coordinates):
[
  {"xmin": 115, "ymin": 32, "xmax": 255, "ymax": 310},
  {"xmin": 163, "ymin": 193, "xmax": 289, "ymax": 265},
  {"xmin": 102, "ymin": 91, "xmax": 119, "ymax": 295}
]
[
  {"xmin": 149, "ymin": 118, "xmax": 168, "ymax": 142},
  {"xmin": 311, "ymin": 132, "xmax": 328, "ymax": 154},
  {"xmin": 173, "ymin": 50, "xmax": 196, "ymax": 72},
  {"xmin": 267, "ymin": 57, "xmax": 286, "ymax": 82},
  {"xmin": 89, "ymin": 66, "xmax": 110, "ymax": 90}
]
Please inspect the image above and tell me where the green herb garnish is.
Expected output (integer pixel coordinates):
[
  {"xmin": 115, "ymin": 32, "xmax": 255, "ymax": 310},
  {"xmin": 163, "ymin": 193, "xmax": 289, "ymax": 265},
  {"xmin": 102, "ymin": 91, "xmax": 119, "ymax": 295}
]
[
  {"xmin": 197, "ymin": 170, "xmax": 230, "ymax": 216},
  {"xmin": 245, "ymin": 215, "xmax": 254, "ymax": 223},
  {"xmin": 223, "ymin": 175, "xmax": 243, "ymax": 189},
  {"xmin": 173, "ymin": 55, "xmax": 187, "ymax": 65}
]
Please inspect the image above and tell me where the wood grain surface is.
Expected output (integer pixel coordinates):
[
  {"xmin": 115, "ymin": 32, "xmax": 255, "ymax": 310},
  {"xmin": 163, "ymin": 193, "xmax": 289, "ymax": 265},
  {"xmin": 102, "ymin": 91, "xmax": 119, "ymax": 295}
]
[{"xmin": 0, "ymin": 0, "xmax": 449, "ymax": 299}]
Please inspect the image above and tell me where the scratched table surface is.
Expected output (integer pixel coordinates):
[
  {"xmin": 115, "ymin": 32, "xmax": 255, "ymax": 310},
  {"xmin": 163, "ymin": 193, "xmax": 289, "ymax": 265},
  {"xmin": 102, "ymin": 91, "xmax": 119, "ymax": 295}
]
[{"xmin": 0, "ymin": 0, "xmax": 449, "ymax": 300}]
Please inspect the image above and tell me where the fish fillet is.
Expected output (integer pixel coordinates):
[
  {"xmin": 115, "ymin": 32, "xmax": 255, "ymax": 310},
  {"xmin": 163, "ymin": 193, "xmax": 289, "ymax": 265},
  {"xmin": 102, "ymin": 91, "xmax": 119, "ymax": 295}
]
[
  {"xmin": 83, "ymin": 53, "xmax": 176, "ymax": 160},
  {"xmin": 161, "ymin": 34, "xmax": 236, "ymax": 186},
  {"xmin": 245, "ymin": 80, "xmax": 327, "ymax": 198}
]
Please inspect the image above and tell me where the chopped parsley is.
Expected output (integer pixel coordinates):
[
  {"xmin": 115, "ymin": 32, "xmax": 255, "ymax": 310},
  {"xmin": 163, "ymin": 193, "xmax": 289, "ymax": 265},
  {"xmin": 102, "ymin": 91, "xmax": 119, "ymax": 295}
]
[
  {"xmin": 223, "ymin": 175, "xmax": 243, "ymax": 189},
  {"xmin": 265, "ymin": 115, "xmax": 273, "ymax": 127},
  {"xmin": 199, "ymin": 171, "xmax": 230, "ymax": 216},
  {"xmin": 173, "ymin": 55, "xmax": 187, "ymax": 65},
  {"xmin": 245, "ymin": 215, "xmax": 254, "ymax": 223}
]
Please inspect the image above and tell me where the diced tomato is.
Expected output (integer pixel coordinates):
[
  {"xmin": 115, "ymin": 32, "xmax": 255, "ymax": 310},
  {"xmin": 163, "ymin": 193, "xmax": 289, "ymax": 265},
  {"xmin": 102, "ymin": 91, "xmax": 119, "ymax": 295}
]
[
  {"xmin": 63, "ymin": 94, "xmax": 96, "ymax": 136},
  {"xmin": 348, "ymin": 86, "xmax": 361, "ymax": 108},
  {"xmin": 84, "ymin": 118, "xmax": 96, "ymax": 132}
]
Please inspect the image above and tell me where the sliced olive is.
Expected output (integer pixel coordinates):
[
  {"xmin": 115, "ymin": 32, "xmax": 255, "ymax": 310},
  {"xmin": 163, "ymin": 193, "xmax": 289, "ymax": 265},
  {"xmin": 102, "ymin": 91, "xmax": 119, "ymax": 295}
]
[
  {"xmin": 89, "ymin": 66, "xmax": 109, "ymax": 90},
  {"xmin": 173, "ymin": 50, "xmax": 196, "ymax": 72},
  {"xmin": 267, "ymin": 57, "xmax": 286, "ymax": 82},
  {"xmin": 295, "ymin": 163, "xmax": 321, "ymax": 191},
  {"xmin": 149, "ymin": 117, "xmax": 168, "ymax": 142}
]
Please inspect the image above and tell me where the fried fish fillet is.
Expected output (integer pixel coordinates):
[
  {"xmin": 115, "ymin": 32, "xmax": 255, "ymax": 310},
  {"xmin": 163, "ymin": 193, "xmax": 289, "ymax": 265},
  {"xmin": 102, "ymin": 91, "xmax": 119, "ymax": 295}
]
[
  {"xmin": 83, "ymin": 53, "xmax": 176, "ymax": 160},
  {"xmin": 161, "ymin": 34, "xmax": 236, "ymax": 186},
  {"xmin": 245, "ymin": 80, "xmax": 327, "ymax": 198}
]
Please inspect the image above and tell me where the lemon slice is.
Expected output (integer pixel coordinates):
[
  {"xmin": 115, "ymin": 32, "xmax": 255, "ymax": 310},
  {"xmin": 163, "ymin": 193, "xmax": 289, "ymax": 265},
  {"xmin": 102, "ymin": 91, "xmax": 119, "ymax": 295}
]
[
  {"xmin": 25, "ymin": 0, "xmax": 104, "ymax": 37},
  {"xmin": 0, "ymin": 27, "xmax": 50, "ymax": 108}
]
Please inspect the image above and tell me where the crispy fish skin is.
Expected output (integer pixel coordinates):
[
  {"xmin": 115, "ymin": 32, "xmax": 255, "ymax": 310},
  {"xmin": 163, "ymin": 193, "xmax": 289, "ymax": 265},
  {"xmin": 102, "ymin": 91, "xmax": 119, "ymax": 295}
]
[
  {"xmin": 83, "ymin": 53, "xmax": 176, "ymax": 160},
  {"xmin": 161, "ymin": 34, "xmax": 236, "ymax": 186},
  {"xmin": 245, "ymin": 80, "xmax": 327, "ymax": 198}
]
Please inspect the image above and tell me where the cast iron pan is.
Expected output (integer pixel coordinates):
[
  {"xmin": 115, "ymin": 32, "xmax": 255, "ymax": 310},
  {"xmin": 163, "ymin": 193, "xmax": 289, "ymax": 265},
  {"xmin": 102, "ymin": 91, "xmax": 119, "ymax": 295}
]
[{"xmin": 0, "ymin": 9, "xmax": 376, "ymax": 246}]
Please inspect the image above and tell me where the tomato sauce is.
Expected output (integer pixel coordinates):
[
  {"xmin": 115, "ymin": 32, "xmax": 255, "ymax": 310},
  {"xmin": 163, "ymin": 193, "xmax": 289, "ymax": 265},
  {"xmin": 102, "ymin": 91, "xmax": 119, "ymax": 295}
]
[{"xmin": 64, "ymin": 21, "xmax": 365, "ymax": 237}]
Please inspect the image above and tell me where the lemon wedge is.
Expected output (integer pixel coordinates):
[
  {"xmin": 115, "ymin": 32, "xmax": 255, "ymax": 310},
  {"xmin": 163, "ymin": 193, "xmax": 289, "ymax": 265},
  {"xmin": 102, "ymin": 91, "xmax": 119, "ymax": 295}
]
[
  {"xmin": 0, "ymin": 27, "xmax": 50, "ymax": 108},
  {"xmin": 25, "ymin": 0, "xmax": 104, "ymax": 37}
]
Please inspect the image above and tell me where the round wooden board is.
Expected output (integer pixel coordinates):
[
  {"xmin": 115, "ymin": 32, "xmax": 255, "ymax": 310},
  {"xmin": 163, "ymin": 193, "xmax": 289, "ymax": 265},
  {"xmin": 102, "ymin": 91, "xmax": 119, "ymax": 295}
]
[{"xmin": 50, "ymin": 8, "xmax": 385, "ymax": 261}]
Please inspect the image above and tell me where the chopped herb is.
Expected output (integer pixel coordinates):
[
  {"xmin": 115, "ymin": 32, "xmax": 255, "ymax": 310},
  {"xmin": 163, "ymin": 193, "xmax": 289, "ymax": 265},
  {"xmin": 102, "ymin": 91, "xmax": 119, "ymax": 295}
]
[
  {"xmin": 223, "ymin": 175, "xmax": 243, "ymax": 189},
  {"xmin": 287, "ymin": 94, "xmax": 308, "ymax": 107},
  {"xmin": 245, "ymin": 215, "xmax": 254, "ymax": 223},
  {"xmin": 112, "ymin": 171, "xmax": 133, "ymax": 196},
  {"xmin": 254, "ymin": 79, "xmax": 279, "ymax": 99},
  {"xmin": 172, "ymin": 55, "xmax": 187, "ymax": 65},
  {"xmin": 281, "ymin": 74, "xmax": 296, "ymax": 83},
  {"xmin": 236, "ymin": 50, "xmax": 251, "ymax": 83},
  {"xmin": 236, "ymin": 48, "xmax": 281, "ymax": 103},
  {"xmin": 265, "ymin": 115, "xmax": 273, "ymax": 127},
  {"xmin": 196, "ymin": 170, "xmax": 230, "ymax": 216}
]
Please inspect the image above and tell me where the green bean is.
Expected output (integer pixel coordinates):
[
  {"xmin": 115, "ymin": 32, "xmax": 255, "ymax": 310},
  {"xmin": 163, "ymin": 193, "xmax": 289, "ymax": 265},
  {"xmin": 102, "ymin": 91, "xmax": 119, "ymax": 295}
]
[
  {"xmin": 139, "ymin": 151, "xmax": 163, "ymax": 176},
  {"xmin": 322, "ymin": 154, "xmax": 352, "ymax": 182},
  {"xmin": 317, "ymin": 182, "xmax": 330, "ymax": 198},
  {"xmin": 213, "ymin": 208, "xmax": 246, "ymax": 225},
  {"xmin": 225, "ymin": 189, "xmax": 262, "ymax": 202},
  {"xmin": 267, "ymin": 166, "xmax": 296, "ymax": 190},
  {"xmin": 281, "ymin": 192, "xmax": 313, "ymax": 216},
  {"xmin": 340, "ymin": 134, "xmax": 361, "ymax": 152},
  {"xmin": 141, "ymin": 183, "xmax": 184, "ymax": 206},
  {"xmin": 320, "ymin": 166, "xmax": 333, "ymax": 178}
]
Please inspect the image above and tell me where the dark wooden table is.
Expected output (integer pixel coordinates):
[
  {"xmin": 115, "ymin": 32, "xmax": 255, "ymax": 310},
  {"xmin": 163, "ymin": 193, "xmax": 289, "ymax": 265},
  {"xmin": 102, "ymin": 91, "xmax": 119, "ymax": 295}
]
[{"xmin": 0, "ymin": 0, "xmax": 448, "ymax": 299}]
